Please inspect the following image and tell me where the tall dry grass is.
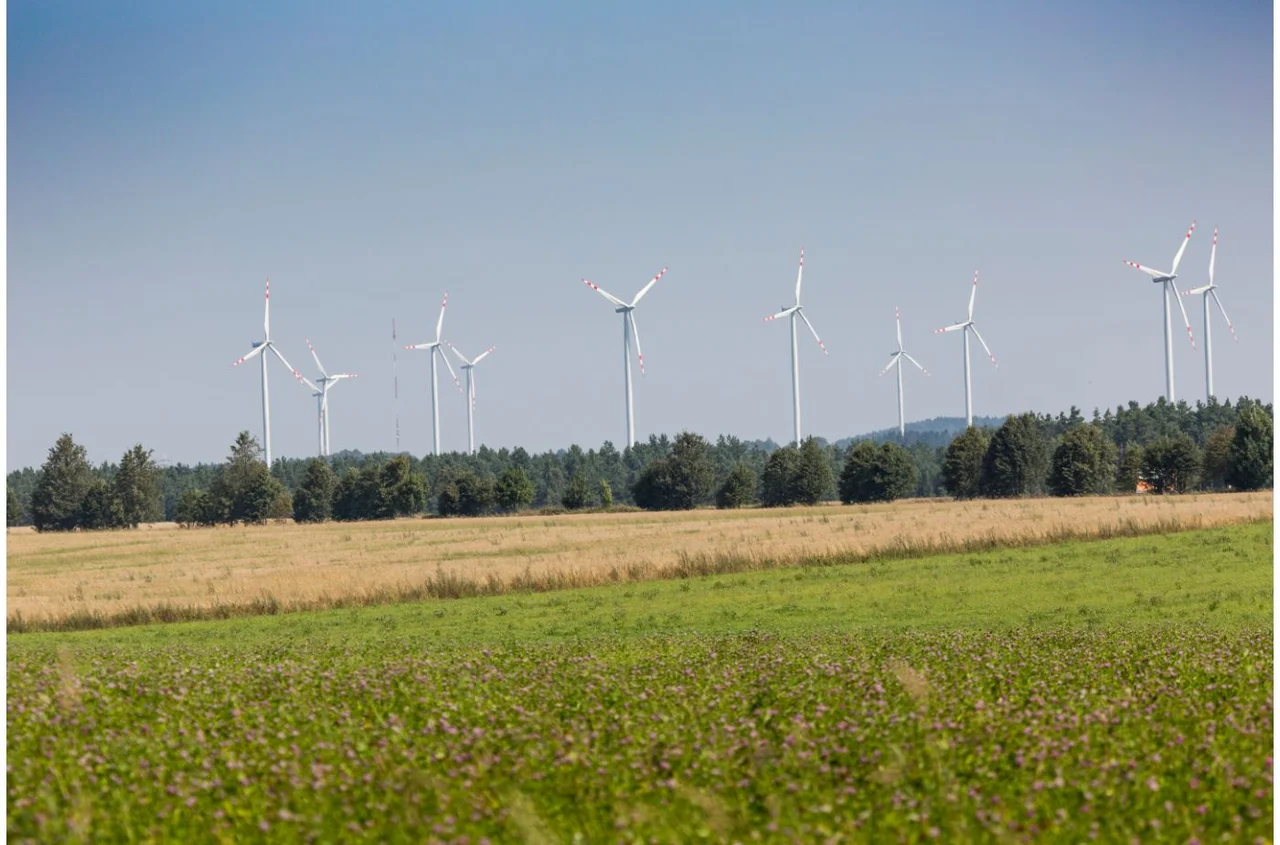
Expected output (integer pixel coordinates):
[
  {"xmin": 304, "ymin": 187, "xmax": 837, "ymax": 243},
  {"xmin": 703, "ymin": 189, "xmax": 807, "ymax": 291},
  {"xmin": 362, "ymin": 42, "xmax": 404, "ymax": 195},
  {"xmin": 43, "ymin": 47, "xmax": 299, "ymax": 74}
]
[{"xmin": 7, "ymin": 492, "xmax": 1271, "ymax": 633}]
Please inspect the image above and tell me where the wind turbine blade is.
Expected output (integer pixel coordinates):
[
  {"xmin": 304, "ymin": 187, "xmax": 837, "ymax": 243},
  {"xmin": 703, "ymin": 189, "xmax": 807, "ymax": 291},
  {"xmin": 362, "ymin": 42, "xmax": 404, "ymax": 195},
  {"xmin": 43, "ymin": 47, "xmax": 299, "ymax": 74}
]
[
  {"xmin": 304, "ymin": 338, "xmax": 327, "ymax": 377},
  {"xmin": 967, "ymin": 271, "xmax": 978, "ymax": 320},
  {"xmin": 1170, "ymin": 220, "xmax": 1196, "ymax": 275},
  {"xmin": 969, "ymin": 325, "xmax": 998, "ymax": 368},
  {"xmin": 405, "ymin": 342, "xmax": 437, "ymax": 350},
  {"xmin": 935, "ymin": 323, "xmax": 967, "ymax": 334},
  {"xmin": 1208, "ymin": 226, "xmax": 1217, "ymax": 288},
  {"xmin": 263, "ymin": 279, "xmax": 270, "ymax": 339},
  {"xmin": 895, "ymin": 307, "xmax": 903, "ymax": 350},
  {"xmin": 582, "ymin": 279, "xmax": 626, "ymax": 307},
  {"xmin": 629, "ymin": 312, "xmax": 645, "ymax": 374},
  {"xmin": 630, "ymin": 267, "xmax": 668, "ymax": 307},
  {"xmin": 297, "ymin": 373, "xmax": 320, "ymax": 392},
  {"xmin": 878, "ymin": 353, "xmax": 900, "ymax": 377},
  {"xmin": 794, "ymin": 248, "xmax": 804, "ymax": 306},
  {"xmin": 1169, "ymin": 282, "xmax": 1196, "ymax": 349},
  {"xmin": 268, "ymin": 345, "xmax": 305, "ymax": 380},
  {"xmin": 435, "ymin": 292, "xmax": 449, "ymax": 342},
  {"xmin": 1210, "ymin": 289, "xmax": 1238, "ymax": 342},
  {"xmin": 1123, "ymin": 261, "xmax": 1167, "ymax": 278},
  {"xmin": 233, "ymin": 345, "xmax": 266, "ymax": 366},
  {"xmin": 329, "ymin": 373, "xmax": 357, "ymax": 382},
  {"xmin": 797, "ymin": 310, "xmax": 828, "ymax": 355},
  {"xmin": 472, "ymin": 345, "xmax": 496, "ymax": 365},
  {"xmin": 446, "ymin": 341, "xmax": 471, "ymax": 365},
  {"xmin": 436, "ymin": 347, "xmax": 463, "ymax": 392},
  {"xmin": 902, "ymin": 352, "xmax": 929, "ymax": 375},
  {"xmin": 764, "ymin": 307, "xmax": 798, "ymax": 322},
  {"xmin": 1182, "ymin": 284, "xmax": 1212, "ymax": 296}
]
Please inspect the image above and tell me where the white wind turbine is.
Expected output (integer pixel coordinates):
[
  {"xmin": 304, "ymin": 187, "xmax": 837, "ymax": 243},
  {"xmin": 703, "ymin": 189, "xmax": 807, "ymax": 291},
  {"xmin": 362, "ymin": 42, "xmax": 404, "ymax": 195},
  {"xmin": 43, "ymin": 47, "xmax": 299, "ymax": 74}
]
[
  {"xmin": 405, "ymin": 292, "xmax": 462, "ymax": 456},
  {"xmin": 581, "ymin": 266, "xmax": 669, "ymax": 447},
  {"xmin": 763, "ymin": 248, "xmax": 828, "ymax": 446},
  {"xmin": 232, "ymin": 279, "xmax": 307, "ymax": 466},
  {"xmin": 1181, "ymin": 226, "xmax": 1238, "ymax": 401},
  {"xmin": 295, "ymin": 338, "xmax": 357, "ymax": 457},
  {"xmin": 879, "ymin": 307, "xmax": 930, "ymax": 439},
  {"xmin": 1122, "ymin": 221, "xmax": 1198, "ymax": 402},
  {"xmin": 446, "ymin": 342, "xmax": 497, "ymax": 456},
  {"xmin": 935, "ymin": 271, "xmax": 998, "ymax": 428}
]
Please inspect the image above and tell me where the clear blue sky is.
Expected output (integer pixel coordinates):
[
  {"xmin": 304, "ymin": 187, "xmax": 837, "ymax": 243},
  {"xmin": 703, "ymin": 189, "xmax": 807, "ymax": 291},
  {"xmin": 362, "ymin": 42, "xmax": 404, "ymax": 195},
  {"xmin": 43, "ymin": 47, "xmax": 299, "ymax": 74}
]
[{"xmin": 8, "ymin": 0, "xmax": 1273, "ymax": 468}]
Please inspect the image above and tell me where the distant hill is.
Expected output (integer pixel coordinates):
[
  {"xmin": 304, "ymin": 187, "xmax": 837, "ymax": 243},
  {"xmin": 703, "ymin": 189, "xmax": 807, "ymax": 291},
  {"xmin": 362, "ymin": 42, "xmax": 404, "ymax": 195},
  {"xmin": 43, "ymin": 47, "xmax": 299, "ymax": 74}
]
[{"xmin": 833, "ymin": 416, "xmax": 1007, "ymax": 450}]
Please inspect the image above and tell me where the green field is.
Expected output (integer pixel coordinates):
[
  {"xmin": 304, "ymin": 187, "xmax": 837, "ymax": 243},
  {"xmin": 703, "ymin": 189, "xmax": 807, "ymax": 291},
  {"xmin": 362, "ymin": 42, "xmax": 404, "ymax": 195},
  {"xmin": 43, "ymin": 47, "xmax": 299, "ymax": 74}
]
[{"xmin": 8, "ymin": 522, "xmax": 1273, "ymax": 842}]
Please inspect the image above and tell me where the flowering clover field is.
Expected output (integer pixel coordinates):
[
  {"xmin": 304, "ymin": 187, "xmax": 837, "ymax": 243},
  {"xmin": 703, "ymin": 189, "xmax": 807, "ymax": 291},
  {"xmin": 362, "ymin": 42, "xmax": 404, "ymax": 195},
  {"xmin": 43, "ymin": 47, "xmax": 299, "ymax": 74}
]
[{"xmin": 9, "ymin": 626, "xmax": 1271, "ymax": 843}]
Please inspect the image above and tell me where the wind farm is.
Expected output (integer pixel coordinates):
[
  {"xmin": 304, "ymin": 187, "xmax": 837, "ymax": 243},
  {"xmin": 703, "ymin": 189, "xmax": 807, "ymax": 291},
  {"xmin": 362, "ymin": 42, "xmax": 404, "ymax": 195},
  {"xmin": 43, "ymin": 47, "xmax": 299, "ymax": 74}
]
[{"xmin": 8, "ymin": 5, "xmax": 1271, "ymax": 844}]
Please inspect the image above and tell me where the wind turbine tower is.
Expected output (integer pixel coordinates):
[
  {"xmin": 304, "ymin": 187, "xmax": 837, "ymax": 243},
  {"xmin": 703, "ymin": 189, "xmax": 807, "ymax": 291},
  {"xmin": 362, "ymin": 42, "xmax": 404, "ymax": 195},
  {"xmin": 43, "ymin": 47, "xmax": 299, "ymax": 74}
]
[
  {"xmin": 1181, "ymin": 226, "xmax": 1238, "ymax": 401},
  {"xmin": 406, "ymin": 292, "xmax": 462, "ymax": 456},
  {"xmin": 935, "ymin": 271, "xmax": 998, "ymax": 428},
  {"xmin": 581, "ymin": 266, "xmax": 669, "ymax": 447},
  {"xmin": 763, "ymin": 248, "xmax": 828, "ymax": 446},
  {"xmin": 447, "ymin": 343, "xmax": 497, "ymax": 456},
  {"xmin": 879, "ymin": 307, "xmax": 929, "ymax": 439},
  {"xmin": 297, "ymin": 338, "xmax": 357, "ymax": 457},
  {"xmin": 232, "ymin": 279, "xmax": 307, "ymax": 466},
  {"xmin": 1122, "ymin": 221, "xmax": 1198, "ymax": 402}
]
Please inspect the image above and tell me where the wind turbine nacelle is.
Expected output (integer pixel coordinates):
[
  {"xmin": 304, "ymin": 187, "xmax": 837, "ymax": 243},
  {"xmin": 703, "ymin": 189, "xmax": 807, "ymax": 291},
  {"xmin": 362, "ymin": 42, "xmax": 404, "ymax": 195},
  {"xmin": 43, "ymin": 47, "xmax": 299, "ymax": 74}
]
[
  {"xmin": 615, "ymin": 306, "xmax": 632, "ymax": 314},
  {"xmin": 251, "ymin": 341, "xmax": 264, "ymax": 348}
]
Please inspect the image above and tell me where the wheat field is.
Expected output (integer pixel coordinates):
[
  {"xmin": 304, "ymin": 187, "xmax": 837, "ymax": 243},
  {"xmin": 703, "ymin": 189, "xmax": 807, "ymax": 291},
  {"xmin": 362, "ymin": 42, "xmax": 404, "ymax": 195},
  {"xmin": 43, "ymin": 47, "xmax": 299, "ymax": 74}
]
[{"xmin": 7, "ymin": 492, "xmax": 1271, "ymax": 629}]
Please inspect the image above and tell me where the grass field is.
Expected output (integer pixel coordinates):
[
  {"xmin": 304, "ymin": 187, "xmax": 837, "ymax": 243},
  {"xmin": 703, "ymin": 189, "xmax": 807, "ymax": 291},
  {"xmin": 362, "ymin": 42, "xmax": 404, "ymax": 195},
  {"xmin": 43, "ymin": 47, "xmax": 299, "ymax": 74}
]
[
  {"xmin": 7, "ymin": 491, "xmax": 1271, "ymax": 632},
  {"xmin": 8, "ymin": 522, "xmax": 1273, "ymax": 842}
]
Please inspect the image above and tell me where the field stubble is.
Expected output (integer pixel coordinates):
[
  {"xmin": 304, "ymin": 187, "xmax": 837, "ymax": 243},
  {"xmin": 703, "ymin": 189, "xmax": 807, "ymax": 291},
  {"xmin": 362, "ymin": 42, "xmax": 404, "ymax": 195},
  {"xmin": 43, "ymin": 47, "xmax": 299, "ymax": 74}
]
[{"xmin": 7, "ymin": 492, "xmax": 1271, "ymax": 632}]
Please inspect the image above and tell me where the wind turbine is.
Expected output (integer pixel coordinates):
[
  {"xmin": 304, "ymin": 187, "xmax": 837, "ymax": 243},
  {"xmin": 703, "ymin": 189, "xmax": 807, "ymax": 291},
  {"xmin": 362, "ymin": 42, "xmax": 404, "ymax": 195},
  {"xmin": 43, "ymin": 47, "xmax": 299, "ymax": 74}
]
[
  {"xmin": 1122, "ymin": 221, "xmax": 1198, "ymax": 402},
  {"xmin": 296, "ymin": 338, "xmax": 357, "ymax": 457},
  {"xmin": 879, "ymin": 307, "xmax": 930, "ymax": 439},
  {"xmin": 935, "ymin": 271, "xmax": 998, "ymax": 428},
  {"xmin": 581, "ymin": 266, "xmax": 668, "ymax": 447},
  {"xmin": 405, "ymin": 292, "xmax": 462, "ymax": 456},
  {"xmin": 232, "ymin": 279, "xmax": 306, "ymax": 466},
  {"xmin": 446, "ymin": 342, "xmax": 497, "ymax": 455},
  {"xmin": 1181, "ymin": 226, "xmax": 1238, "ymax": 401},
  {"xmin": 763, "ymin": 248, "xmax": 828, "ymax": 446}
]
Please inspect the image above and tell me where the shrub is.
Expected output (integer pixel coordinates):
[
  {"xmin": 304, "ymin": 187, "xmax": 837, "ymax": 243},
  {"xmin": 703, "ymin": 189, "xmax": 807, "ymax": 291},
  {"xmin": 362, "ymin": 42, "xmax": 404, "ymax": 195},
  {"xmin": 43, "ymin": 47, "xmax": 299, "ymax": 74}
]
[
  {"xmin": 1142, "ymin": 435, "xmax": 1202, "ymax": 494},
  {"xmin": 561, "ymin": 472, "xmax": 592, "ymax": 510}
]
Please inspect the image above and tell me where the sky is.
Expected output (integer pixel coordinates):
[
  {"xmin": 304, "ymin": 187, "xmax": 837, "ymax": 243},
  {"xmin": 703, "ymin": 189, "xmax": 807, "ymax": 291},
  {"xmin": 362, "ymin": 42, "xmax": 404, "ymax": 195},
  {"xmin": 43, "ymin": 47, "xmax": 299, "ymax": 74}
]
[{"xmin": 7, "ymin": 0, "xmax": 1274, "ymax": 469}]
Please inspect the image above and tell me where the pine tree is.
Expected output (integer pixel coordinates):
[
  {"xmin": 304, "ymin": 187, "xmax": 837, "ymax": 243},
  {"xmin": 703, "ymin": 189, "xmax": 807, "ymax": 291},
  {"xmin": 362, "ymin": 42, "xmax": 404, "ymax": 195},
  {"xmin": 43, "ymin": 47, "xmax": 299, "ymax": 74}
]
[
  {"xmin": 715, "ymin": 464, "xmax": 757, "ymax": 509},
  {"xmin": 7, "ymin": 485, "xmax": 23, "ymax": 527},
  {"xmin": 30, "ymin": 434, "xmax": 96, "ymax": 532},
  {"xmin": 761, "ymin": 447, "xmax": 801, "ymax": 507},
  {"xmin": 1227, "ymin": 405, "xmax": 1273, "ymax": 490},
  {"xmin": 380, "ymin": 456, "xmax": 427, "ymax": 517},
  {"xmin": 77, "ymin": 479, "xmax": 123, "ymax": 530},
  {"xmin": 792, "ymin": 437, "xmax": 833, "ymax": 505},
  {"xmin": 114, "ymin": 444, "xmax": 161, "ymax": 528},
  {"xmin": 1200, "ymin": 426, "xmax": 1235, "ymax": 490},
  {"xmin": 941, "ymin": 427, "xmax": 989, "ymax": 500},
  {"xmin": 979, "ymin": 414, "xmax": 1049, "ymax": 498},
  {"xmin": 1048, "ymin": 424, "xmax": 1115, "ymax": 496},
  {"xmin": 561, "ymin": 472, "xmax": 592, "ymax": 510},
  {"xmin": 292, "ymin": 459, "xmax": 336, "ymax": 523},
  {"xmin": 838, "ymin": 441, "xmax": 878, "ymax": 504},
  {"xmin": 495, "ymin": 467, "xmax": 535, "ymax": 512}
]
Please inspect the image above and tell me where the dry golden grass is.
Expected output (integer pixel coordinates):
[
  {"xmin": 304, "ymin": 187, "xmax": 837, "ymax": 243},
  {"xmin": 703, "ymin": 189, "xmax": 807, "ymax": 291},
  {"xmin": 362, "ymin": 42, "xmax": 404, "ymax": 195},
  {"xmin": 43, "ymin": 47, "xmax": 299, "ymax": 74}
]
[{"xmin": 7, "ymin": 492, "xmax": 1271, "ymax": 631}]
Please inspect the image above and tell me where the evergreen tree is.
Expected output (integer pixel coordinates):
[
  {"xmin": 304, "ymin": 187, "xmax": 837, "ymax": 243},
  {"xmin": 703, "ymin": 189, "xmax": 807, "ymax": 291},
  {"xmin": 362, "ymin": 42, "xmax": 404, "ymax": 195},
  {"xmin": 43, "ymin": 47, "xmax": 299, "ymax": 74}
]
[
  {"xmin": 77, "ymin": 479, "xmax": 123, "ymax": 530},
  {"xmin": 561, "ymin": 472, "xmax": 592, "ymax": 510},
  {"xmin": 632, "ymin": 459, "xmax": 677, "ymax": 510},
  {"xmin": 332, "ymin": 468, "xmax": 367, "ymax": 521},
  {"xmin": 1199, "ymin": 425, "xmax": 1235, "ymax": 491},
  {"xmin": 175, "ymin": 489, "xmax": 210, "ymax": 527},
  {"xmin": 292, "ymin": 459, "xmax": 336, "ymax": 523},
  {"xmin": 715, "ymin": 464, "xmax": 757, "ymax": 509},
  {"xmin": 1048, "ymin": 424, "xmax": 1116, "ymax": 496},
  {"xmin": 7, "ymin": 485, "xmax": 23, "ymax": 527},
  {"xmin": 30, "ymin": 434, "xmax": 97, "ymax": 532},
  {"xmin": 941, "ymin": 427, "xmax": 989, "ymax": 500},
  {"xmin": 979, "ymin": 414, "xmax": 1049, "ymax": 498},
  {"xmin": 792, "ymin": 437, "xmax": 833, "ymax": 505},
  {"xmin": 1142, "ymin": 435, "xmax": 1202, "ymax": 494},
  {"xmin": 760, "ymin": 446, "xmax": 801, "ymax": 507},
  {"xmin": 267, "ymin": 483, "xmax": 293, "ymax": 520},
  {"xmin": 114, "ymin": 444, "xmax": 161, "ymax": 527},
  {"xmin": 1227, "ymin": 405, "xmax": 1273, "ymax": 490},
  {"xmin": 455, "ymin": 471, "xmax": 496, "ymax": 516},
  {"xmin": 380, "ymin": 456, "xmax": 427, "ymax": 517},
  {"xmin": 494, "ymin": 467, "xmax": 535, "ymax": 512},
  {"xmin": 838, "ymin": 441, "xmax": 878, "ymax": 504},
  {"xmin": 1115, "ymin": 444, "xmax": 1144, "ymax": 492},
  {"xmin": 665, "ymin": 432, "xmax": 717, "ymax": 509}
]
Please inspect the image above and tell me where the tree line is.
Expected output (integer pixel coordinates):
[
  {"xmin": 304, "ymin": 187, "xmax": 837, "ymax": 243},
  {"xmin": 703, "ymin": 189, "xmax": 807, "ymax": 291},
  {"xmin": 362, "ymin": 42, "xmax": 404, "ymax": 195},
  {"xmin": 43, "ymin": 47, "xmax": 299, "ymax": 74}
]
[{"xmin": 7, "ymin": 396, "xmax": 1272, "ymax": 530}]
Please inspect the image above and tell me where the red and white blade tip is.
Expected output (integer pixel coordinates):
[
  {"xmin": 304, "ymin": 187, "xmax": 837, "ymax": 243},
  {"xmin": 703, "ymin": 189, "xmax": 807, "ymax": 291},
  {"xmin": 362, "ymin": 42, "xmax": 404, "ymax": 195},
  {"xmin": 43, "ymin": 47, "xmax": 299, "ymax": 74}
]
[
  {"xmin": 799, "ymin": 247, "xmax": 804, "ymax": 266},
  {"xmin": 637, "ymin": 352, "xmax": 645, "ymax": 374},
  {"xmin": 265, "ymin": 279, "xmax": 270, "ymax": 299},
  {"xmin": 972, "ymin": 271, "xmax": 979, "ymax": 285},
  {"xmin": 1213, "ymin": 227, "xmax": 1218, "ymax": 245},
  {"xmin": 1123, "ymin": 260, "xmax": 1144, "ymax": 270},
  {"xmin": 1185, "ymin": 221, "xmax": 1196, "ymax": 238}
]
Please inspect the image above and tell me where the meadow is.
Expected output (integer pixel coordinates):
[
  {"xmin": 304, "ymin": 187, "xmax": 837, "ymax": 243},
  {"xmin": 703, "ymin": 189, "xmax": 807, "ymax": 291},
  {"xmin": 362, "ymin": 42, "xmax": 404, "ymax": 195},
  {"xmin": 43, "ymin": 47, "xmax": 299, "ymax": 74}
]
[
  {"xmin": 7, "ymin": 521, "xmax": 1274, "ymax": 842},
  {"xmin": 7, "ymin": 491, "xmax": 1271, "ymax": 632}
]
